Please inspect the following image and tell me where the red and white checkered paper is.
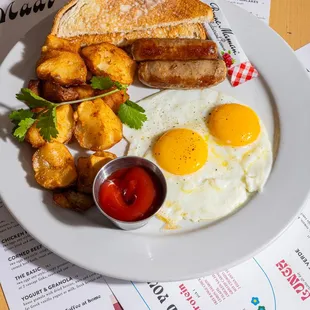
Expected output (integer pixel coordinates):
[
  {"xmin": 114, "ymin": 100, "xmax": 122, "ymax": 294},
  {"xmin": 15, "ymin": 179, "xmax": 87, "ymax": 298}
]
[{"xmin": 228, "ymin": 61, "xmax": 259, "ymax": 87}]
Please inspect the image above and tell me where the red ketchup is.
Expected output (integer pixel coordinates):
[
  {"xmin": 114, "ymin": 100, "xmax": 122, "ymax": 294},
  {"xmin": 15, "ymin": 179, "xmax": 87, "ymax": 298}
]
[{"xmin": 98, "ymin": 166, "xmax": 161, "ymax": 222}]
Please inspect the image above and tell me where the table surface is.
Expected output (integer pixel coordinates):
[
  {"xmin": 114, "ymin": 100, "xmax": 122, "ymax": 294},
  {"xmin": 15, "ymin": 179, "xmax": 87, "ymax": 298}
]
[
  {"xmin": 270, "ymin": 0, "xmax": 310, "ymax": 50},
  {"xmin": 1, "ymin": 0, "xmax": 310, "ymax": 309}
]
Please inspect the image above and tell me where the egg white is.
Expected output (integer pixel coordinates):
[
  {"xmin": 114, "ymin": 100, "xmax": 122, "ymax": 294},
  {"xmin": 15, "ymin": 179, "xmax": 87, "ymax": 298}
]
[{"xmin": 123, "ymin": 89, "xmax": 273, "ymax": 228}]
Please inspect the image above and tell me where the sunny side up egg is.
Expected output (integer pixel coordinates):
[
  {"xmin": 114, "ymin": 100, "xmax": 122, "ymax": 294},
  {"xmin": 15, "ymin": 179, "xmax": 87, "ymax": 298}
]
[{"xmin": 123, "ymin": 89, "xmax": 273, "ymax": 229}]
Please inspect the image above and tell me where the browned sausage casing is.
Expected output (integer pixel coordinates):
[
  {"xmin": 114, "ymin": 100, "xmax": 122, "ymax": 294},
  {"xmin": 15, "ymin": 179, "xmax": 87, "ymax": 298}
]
[
  {"xmin": 138, "ymin": 60, "xmax": 227, "ymax": 89},
  {"xmin": 132, "ymin": 39, "xmax": 218, "ymax": 61}
]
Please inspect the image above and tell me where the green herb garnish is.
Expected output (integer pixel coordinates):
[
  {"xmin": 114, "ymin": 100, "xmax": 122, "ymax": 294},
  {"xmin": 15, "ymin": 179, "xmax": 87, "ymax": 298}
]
[
  {"xmin": 118, "ymin": 100, "xmax": 147, "ymax": 129},
  {"xmin": 90, "ymin": 76, "xmax": 115, "ymax": 90},
  {"xmin": 10, "ymin": 76, "xmax": 146, "ymax": 142}
]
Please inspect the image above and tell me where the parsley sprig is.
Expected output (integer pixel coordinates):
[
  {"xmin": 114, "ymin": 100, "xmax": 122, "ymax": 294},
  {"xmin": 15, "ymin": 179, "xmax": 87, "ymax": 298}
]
[
  {"xmin": 9, "ymin": 77, "xmax": 147, "ymax": 142},
  {"xmin": 118, "ymin": 100, "xmax": 147, "ymax": 129}
]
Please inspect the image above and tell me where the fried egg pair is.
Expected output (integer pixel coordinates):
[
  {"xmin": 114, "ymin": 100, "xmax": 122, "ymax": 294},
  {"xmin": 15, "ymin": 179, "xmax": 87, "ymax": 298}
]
[{"xmin": 123, "ymin": 89, "xmax": 273, "ymax": 228}]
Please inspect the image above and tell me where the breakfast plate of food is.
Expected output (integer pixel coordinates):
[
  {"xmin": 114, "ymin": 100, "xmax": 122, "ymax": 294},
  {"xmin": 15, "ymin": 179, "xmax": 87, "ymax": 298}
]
[{"xmin": 1, "ymin": 0, "xmax": 310, "ymax": 281}]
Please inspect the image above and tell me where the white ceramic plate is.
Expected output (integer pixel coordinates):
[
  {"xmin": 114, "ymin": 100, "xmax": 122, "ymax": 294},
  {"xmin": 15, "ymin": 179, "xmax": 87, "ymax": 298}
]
[{"xmin": 1, "ymin": 0, "xmax": 310, "ymax": 282}]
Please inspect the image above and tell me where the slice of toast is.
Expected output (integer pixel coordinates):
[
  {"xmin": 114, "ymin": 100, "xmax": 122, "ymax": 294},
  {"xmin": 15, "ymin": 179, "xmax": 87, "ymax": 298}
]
[
  {"xmin": 51, "ymin": 0, "xmax": 213, "ymax": 37},
  {"xmin": 62, "ymin": 23, "xmax": 207, "ymax": 47}
]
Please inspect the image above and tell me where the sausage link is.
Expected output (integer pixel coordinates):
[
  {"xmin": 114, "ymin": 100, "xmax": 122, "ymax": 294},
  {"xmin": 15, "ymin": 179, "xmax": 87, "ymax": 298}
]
[
  {"xmin": 132, "ymin": 38, "xmax": 218, "ymax": 61},
  {"xmin": 138, "ymin": 60, "xmax": 227, "ymax": 89}
]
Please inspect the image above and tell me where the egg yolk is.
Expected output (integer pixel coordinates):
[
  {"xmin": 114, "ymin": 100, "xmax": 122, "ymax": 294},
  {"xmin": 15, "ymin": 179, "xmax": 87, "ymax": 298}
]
[
  {"xmin": 207, "ymin": 103, "xmax": 260, "ymax": 146},
  {"xmin": 153, "ymin": 129, "xmax": 208, "ymax": 175}
]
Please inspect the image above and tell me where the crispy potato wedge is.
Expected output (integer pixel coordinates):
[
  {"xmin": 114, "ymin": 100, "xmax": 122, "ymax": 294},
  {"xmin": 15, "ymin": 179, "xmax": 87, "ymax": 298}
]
[
  {"xmin": 74, "ymin": 85, "xmax": 95, "ymax": 99},
  {"xmin": 97, "ymin": 88, "xmax": 129, "ymax": 113},
  {"xmin": 41, "ymin": 82, "xmax": 95, "ymax": 103},
  {"xmin": 26, "ymin": 105, "xmax": 75, "ymax": 148},
  {"xmin": 42, "ymin": 35, "xmax": 80, "ymax": 53},
  {"xmin": 80, "ymin": 43, "xmax": 136, "ymax": 85},
  {"xmin": 77, "ymin": 151, "xmax": 117, "ymax": 193},
  {"xmin": 48, "ymin": 105, "xmax": 75, "ymax": 144},
  {"xmin": 26, "ymin": 124, "xmax": 45, "ymax": 148},
  {"xmin": 86, "ymin": 71, "xmax": 93, "ymax": 82},
  {"xmin": 37, "ymin": 50, "xmax": 87, "ymax": 86},
  {"xmin": 53, "ymin": 190, "xmax": 94, "ymax": 212},
  {"xmin": 28, "ymin": 79, "xmax": 41, "ymax": 96},
  {"xmin": 42, "ymin": 81, "xmax": 79, "ymax": 103},
  {"xmin": 32, "ymin": 142, "xmax": 77, "ymax": 190},
  {"xmin": 74, "ymin": 99, "xmax": 122, "ymax": 151},
  {"xmin": 26, "ymin": 80, "xmax": 45, "ymax": 113}
]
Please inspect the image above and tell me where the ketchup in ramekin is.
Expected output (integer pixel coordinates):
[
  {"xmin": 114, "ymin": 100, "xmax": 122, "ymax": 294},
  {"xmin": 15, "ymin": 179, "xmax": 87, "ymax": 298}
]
[
  {"xmin": 93, "ymin": 156, "xmax": 167, "ymax": 230},
  {"xmin": 98, "ymin": 166, "xmax": 163, "ymax": 222}
]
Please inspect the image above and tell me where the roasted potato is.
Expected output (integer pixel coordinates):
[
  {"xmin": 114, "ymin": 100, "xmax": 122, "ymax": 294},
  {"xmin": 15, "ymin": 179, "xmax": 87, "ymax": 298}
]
[
  {"xmin": 26, "ymin": 124, "xmax": 45, "ymax": 148},
  {"xmin": 36, "ymin": 50, "xmax": 87, "ymax": 86},
  {"xmin": 77, "ymin": 151, "xmax": 117, "ymax": 193},
  {"xmin": 27, "ymin": 80, "xmax": 43, "ymax": 113},
  {"xmin": 97, "ymin": 88, "xmax": 129, "ymax": 113},
  {"xmin": 41, "ymin": 81, "xmax": 96, "ymax": 103},
  {"xmin": 42, "ymin": 35, "xmax": 80, "ymax": 53},
  {"xmin": 42, "ymin": 81, "xmax": 79, "ymax": 102},
  {"xmin": 32, "ymin": 142, "xmax": 77, "ymax": 189},
  {"xmin": 74, "ymin": 99, "xmax": 122, "ymax": 151},
  {"xmin": 74, "ymin": 85, "xmax": 95, "ymax": 99},
  {"xmin": 53, "ymin": 190, "xmax": 94, "ymax": 212},
  {"xmin": 43, "ymin": 84, "xmax": 127, "ymax": 108},
  {"xmin": 86, "ymin": 71, "xmax": 93, "ymax": 82},
  {"xmin": 80, "ymin": 43, "xmax": 136, "ymax": 85},
  {"xmin": 26, "ymin": 105, "xmax": 75, "ymax": 148},
  {"xmin": 28, "ymin": 79, "xmax": 41, "ymax": 96}
]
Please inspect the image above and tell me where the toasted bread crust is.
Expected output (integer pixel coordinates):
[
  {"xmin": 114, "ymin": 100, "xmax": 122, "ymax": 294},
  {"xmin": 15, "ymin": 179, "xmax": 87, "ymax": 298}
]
[
  {"xmin": 53, "ymin": 23, "xmax": 207, "ymax": 48},
  {"xmin": 51, "ymin": 0, "xmax": 213, "ymax": 37},
  {"xmin": 51, "ymin": 0, "xmax": 78, "ymax": 36}
]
